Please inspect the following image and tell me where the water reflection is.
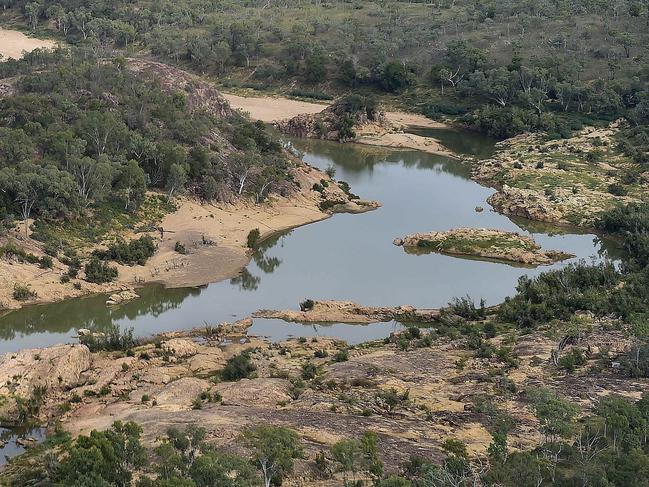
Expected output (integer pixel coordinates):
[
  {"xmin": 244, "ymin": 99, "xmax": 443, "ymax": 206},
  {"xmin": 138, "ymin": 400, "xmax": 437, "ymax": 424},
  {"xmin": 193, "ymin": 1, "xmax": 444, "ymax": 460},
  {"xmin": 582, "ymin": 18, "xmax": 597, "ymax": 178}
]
[
  {"xmin": 0, "ymin": 426, "xmax": 46, "ymax": 466},
  {"xmin": 0, "ymin": 129, "xmax": 618, "ymax": 353},
  {"xmin": 0, "ymin": 286, "xmax": 201, "ymax": 340},
  {"xmin": 406, "ymin": 126, "xmax": 498, "ymax": 159},
  {"xmin": 230, "ymin": 231, "xmax": 289, "ymax": 291}
]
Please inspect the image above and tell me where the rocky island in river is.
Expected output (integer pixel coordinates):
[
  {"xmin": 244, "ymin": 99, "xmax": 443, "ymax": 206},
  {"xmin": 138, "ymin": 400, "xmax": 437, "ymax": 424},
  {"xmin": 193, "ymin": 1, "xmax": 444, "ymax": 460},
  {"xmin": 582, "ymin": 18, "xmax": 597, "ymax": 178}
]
[{"xmin": 394, "ymin": 228, "xmax": 574, "ymax": 266}]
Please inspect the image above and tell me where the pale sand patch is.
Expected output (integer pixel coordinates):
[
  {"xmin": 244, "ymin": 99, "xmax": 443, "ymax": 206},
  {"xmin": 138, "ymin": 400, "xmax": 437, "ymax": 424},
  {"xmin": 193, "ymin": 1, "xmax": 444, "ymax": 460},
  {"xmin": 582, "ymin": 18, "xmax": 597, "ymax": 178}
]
[
  {"xmin": 223, "ymin": 93, "xmax": 327, "ymax": 122},
  {"xmin": 118, "ymin": 186, "xmax": 330, "ymax": 289},
  {"xmin": 0, "ymin": 28, "xmax": 58, "ymax": 60},
  {"xmin": 223, "ymin": 92, "xmax": 447, "ymax": 129},
  {"xmin": 384, "ymin": 110, "xmax": 448, "ymax": 129},
  {"xmin": 223, "ymin": 93, "xmax": 455, "ymax": 156},
  {"xmin": 355, "ymin": 131, "xmax": 456, "ymax": 157}
]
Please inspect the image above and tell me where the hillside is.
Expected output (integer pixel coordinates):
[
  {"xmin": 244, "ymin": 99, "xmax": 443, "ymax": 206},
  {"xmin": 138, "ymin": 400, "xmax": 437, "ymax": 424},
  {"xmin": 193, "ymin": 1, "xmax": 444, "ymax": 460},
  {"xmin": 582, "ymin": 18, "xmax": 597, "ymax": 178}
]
[{"xmin": 0, "ymin": 49, "xmax": 372, "ymax": 308}]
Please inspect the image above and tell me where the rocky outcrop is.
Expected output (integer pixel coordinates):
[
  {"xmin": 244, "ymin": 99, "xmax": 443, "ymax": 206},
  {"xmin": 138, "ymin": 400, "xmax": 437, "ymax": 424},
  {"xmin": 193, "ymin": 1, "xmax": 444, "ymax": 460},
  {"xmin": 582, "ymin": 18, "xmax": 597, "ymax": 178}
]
[
  {"xmin": 161, "ymin": 338, "xmax": 199, "ymax": 358},
  {"xmin": 276, "ymin": 97, "xmax": 390, "ymax": 142},
  {"xmin": 0, "ymin": 345, "xmax": 91, "ymax": 398},
  {"xmin": 0, "ymin": 344, "xmax": 91, "ymax": 425},
  {"xmin": 486, "ymin": 186, "xmax": 564, "ymax": 223},
  {"xmin": 154, "ymin": 377, "xmax": 211, "ymax": 408},
  {"xmin": 471, "ymin": 122, "xmax": 643, "ymax": 228},
  {"xmin": 394, "ymin": 227, "xmax": 574, "ymax": 266},
  {"xmin": 254, "ymin": 300, "xmax": 440, "ymax": 324},
  {"xmin": 106, "ymin": 289, "xmax": 139, "ymax": 306},
  {"xmin": 215, "ymin": 378, "xmax": 291, "ymax": 407},
  {"xmin": 215, "ymin": 317, "xmax": 253, "ymax": 336},
  {"xmin": 127, "ymin": 59, "xmax": 232, "ymax": 118}
]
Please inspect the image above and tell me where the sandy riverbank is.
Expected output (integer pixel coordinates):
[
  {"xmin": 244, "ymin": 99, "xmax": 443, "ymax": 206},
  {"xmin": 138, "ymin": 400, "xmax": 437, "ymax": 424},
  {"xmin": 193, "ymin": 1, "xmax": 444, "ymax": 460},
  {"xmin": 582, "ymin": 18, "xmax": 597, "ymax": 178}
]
[
  {"xmin": 0, "ymin": 163, "xmax": 377, "ymax": 310},
  {"xmin": 118, "ymin": 175, "xmax": 331, "ymax": 289},
  {"xmin": 223, "ymin": 93, "xmax": 454, "ymax": 156},
  {"xmin": 0, "ymin": 27, "xmax": 58, "ymax": 59}
]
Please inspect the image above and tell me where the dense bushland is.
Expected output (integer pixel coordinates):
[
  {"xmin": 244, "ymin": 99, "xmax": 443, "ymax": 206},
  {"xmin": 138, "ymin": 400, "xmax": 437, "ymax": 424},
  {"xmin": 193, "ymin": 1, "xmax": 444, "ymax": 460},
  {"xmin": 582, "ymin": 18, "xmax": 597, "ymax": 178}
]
[
  {"xmin": 5, "ymin": 0, "xmax": 649, "ymax": 142},
  {"xmin": 0, "ymin": 48, "xmax": 294, "ymax": 240},
  {"xmin": 499, "ymin": 202, "xmax": 649, "ymax": 328}
]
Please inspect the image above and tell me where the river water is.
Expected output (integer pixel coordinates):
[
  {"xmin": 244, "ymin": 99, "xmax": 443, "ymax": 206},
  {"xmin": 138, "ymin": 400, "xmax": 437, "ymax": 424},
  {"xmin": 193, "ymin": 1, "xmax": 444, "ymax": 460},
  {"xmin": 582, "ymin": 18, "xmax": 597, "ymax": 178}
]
[{"xmin": 0, "ymin": 131, "xmax": 613, "ymax": 353}]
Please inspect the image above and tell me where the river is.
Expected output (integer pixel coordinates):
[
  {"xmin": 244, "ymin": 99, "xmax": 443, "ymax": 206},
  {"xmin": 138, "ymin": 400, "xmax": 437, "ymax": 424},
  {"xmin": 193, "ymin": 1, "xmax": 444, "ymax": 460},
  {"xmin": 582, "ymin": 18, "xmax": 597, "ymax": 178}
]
[{"xmin": 0, "ymin": 130, "xmax": 614, "ymax": 353}]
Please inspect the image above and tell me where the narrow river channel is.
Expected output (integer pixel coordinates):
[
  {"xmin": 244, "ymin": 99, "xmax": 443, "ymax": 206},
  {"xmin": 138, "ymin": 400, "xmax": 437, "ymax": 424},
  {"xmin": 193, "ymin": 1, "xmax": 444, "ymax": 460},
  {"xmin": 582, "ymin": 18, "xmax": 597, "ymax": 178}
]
[{"xmin": 0, "ymin": 130, "xmax": 614, "ymax": 353}]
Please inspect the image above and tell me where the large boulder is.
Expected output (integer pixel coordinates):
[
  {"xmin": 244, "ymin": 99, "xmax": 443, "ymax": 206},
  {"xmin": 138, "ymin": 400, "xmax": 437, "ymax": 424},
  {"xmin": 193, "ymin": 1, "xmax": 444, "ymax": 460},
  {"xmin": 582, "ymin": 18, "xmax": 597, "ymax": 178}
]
[
  {"xmin": 487, "ymin": 185, "xmax": 564, "ymax": 223},
  {"xmin": 162, "ymin": 338, "xmax": 199, "ymax": 358},
  {"xmin": 0, "ymin": 344, "xmax": 91, "ymax": 425},
  {"xmin": 0, "ymin": 345, "xmax": 91, "ymax": 397},
  {"xmin": 215, "ymin": 378, "xmax": 291, "ymax": 407},
  {"xmin": 154, "ymin": 377, "xmax": 211, "ymax": 408}
]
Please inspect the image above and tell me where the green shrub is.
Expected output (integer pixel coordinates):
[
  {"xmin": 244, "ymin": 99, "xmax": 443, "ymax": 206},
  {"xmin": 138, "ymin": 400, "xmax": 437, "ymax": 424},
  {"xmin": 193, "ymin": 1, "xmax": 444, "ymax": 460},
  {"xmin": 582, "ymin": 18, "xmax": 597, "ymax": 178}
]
[
  {"xmin": 78, "ymin": 324, "xmax": 137, "ymax": 352},
  {"xmin": 559, "ymin": 348, "xmax": 587, "ymax": 372},
  {"xmin": 13, "ymin": 283, "xmax": 37, "ymax": 301},
  {"xmin": 0, "ymin": 242, "xmax": 43, "ymax": 267},
  {"xmin": 288, "ymin": 378, "xmax": 306, "ymax": 399},
  {"xmin": 39, "ymin": 255, "xmax": 53, "ymax": 269},
  {"xmin": 446, "ymin": 296, "xmax": 486, "ymax": 320},
  {"xmin": 608, "ymin": 183, "xmax": 628, "ymax": 196},
  {"xmin": 93, "ymin": 236, "xmax": 156, "ymax": 266},
  {"xmin": 220, "ymin": 351, "xmax": 256, "ymax": 381},
  {"xmin": 246, "ymin": 228, "xmax": 261, "ymax": 249},
  {"xmin": 301, "ymin": 362, "xmax": 317, "ymax": 380},
  {"xmin": 333, "ymin": 348, "xmax": 349, "ymax": 362},
  {"xmin": 84, "ymin": 257, "xmax": 118, "ymax": 283}
]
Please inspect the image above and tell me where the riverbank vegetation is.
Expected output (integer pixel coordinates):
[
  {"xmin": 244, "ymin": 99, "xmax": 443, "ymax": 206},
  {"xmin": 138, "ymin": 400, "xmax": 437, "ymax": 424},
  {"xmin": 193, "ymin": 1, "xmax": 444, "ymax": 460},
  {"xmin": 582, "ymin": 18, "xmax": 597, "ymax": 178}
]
[
  {"xmin": 0, "ymin": 46, "xmax": 304, "ymax": 293},
  {"xmin": 0, "ymin": 48, "xmax": 293, "ymax": 236},
  {"xmin": 499, "ymin": 201, "xmax": 649, "ymax": 329}
]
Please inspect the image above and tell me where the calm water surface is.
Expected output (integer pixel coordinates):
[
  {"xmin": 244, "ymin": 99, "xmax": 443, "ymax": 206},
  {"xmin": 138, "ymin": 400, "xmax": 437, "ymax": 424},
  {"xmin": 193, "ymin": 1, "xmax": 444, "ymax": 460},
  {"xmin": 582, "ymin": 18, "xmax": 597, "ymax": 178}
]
[
  {"xmin": 0, "ymin": 426, "xmax": 46, "ymax": 466},
  {"xmin": 0, "ymin": 132, "xmax": 614, "ymax": 352}
]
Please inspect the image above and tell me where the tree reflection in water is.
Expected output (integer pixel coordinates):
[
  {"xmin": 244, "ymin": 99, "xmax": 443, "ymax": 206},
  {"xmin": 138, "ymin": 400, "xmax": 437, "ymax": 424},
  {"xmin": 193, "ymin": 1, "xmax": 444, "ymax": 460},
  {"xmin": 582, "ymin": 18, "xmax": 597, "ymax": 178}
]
[
  {"xmin": 230, "ymin": 230, "xmax": 289, "ymax": 291},
  {"xmin": 0, "ymin": 285, "xmax": 200, "ymax": 340}
]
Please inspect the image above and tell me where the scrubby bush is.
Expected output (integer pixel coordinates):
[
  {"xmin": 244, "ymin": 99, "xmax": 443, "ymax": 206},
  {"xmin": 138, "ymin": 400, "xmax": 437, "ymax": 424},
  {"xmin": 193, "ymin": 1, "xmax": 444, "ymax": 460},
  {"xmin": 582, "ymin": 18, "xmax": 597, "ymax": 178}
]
[
  {"xmin": 608, "ymin": 183, "xmax": 628, "ymax": 196},
  {"xmin": 39, "ymin": 255, "xmax": 53, "ymax": 269},
  {"xmin": 499, "ymin": 261, "xmax": 619, "ymax": 328},
  {"xmin": 13, "ymin": 283, "xmax": 37, "ymax": 301},
  {"xmin": 559, "ymin": 348, "xmax": 587, "ymax": 372},
  {"xmin": 246, "ymin": 228, "xmax": 261, "ymax": 249},
  {"xmin": 93, "ymin": 236, "xmax": 156, "ymax": 266},
  {"xmin": 333, "ymin": 348, "xmax": 349, "ymax": 362},
  {"xmin": 446, "ymin": 296, "xmax": 486, "ymax": 320},
  {"xmin": 220, "ymin": 350, "xmax": 256, "ymax": 381},
  {"xmin": 78, "ymin": 324, "xmax": 137, "ymax": 352},
  {"xmin": 301, "ymin": 362, "xmax": 317, "ymax": 380},
  {"xmin": 84, "ymin": 257, "xmax": 118, "ymax": 283}
]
